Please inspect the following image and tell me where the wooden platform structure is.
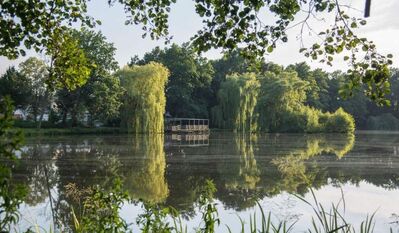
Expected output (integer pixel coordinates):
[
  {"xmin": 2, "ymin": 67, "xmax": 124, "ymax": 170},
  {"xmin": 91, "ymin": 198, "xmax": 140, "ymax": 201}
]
[{"xmin": 166, "ymin": 118, "xmax": 209, "ymax": 132}]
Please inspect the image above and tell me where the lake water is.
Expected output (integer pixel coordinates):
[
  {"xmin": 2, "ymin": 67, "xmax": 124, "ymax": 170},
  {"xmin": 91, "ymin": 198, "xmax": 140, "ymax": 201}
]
[{"xmin": 11, "ymin": 132, "xmax": 399, "ymax": 232}]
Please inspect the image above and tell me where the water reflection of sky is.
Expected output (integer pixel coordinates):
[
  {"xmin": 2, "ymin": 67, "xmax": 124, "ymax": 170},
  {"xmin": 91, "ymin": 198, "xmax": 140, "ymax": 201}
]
[
  {"xmin": 18, "ymin": 182, "xmax": 399, "ymax": 232},
  {"xmin": 12, "ymin": 132, "xmax": 399, "ymax": 232}
]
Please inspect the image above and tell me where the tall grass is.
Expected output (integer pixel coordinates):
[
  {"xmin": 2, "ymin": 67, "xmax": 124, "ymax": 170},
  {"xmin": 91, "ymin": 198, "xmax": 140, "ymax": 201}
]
[
  {"xmin": 226, "ymin": 201, "xmax": 296, "ymax": 233},
  {"xmin": 295, "ymin": 189, "xmax": 376, "ymax": 233},
  {"xmin": 22, "ymin": 181, "xmax": 392, "ymax": 233}
]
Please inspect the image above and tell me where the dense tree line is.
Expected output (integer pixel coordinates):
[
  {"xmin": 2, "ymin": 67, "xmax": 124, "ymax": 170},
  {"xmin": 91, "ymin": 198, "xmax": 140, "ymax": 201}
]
[{"xmin": 1, "ymin": 37, "xmax": 398, "ymax": 131}]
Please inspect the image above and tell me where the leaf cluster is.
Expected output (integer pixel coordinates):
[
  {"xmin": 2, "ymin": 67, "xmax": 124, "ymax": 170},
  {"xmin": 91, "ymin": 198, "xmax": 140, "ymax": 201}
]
[{"xmin": 0, "ymin": 96, "xmax": 27, "ymax": 232}]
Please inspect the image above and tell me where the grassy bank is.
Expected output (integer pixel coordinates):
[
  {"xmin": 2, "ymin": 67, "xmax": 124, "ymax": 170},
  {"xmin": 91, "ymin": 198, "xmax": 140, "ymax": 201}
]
[{"xmin": 16, "ymin": 127, "xmax": 127, "ymax": 136}]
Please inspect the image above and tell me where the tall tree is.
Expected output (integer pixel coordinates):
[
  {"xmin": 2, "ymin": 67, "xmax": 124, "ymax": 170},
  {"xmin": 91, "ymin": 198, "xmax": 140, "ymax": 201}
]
[
  {"xmin": 211, "ymin": 73, "xmax": 260, "ymax": 132},
  {"xmin": 55, "ymin": 29, "xmax": 121, "ymax": 126},
  {"xmin": 211, "ymin": 50, "xmax": 251, "ymax": 94},
  {"xmin": 19, "ymin": 57, "xmax": 51, "ymax": 123},
  {"xmin": 117, "ymin": 62, "xmax": 169, "ymax": 133},
  {"xmin": 46, "ymin": 31, "xmax": 93, "ymax": 91},
  {"xmin": 0, "ymin": 67, "xmax": 32, "ymax": 109},
  {"xmin": 84, "ymin": 75, "xmax": 123, "ymax": 126},
  {"xmin": 257, "ymin": 71, "xmax": 310, "ymax": 132},
  {"xmin": 286, "ymin": 62, "xmax": 324, "ymax": 109},
  {"xmin": 132, "ymin": 44, "xmax": 214, "ymax": 118}
]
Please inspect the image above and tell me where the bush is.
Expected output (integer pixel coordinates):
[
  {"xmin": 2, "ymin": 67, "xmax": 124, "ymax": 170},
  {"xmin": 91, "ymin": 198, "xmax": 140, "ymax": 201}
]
[
  {"xmin": 323, "ymin": 108, "xmax": 355, "ymax": 133},
  {"xmin": 301, "ymin": 107, "xmax": 323, "ymax": 133},
  {"xmin": 270, "ymin": 107, "xmax": 355, "ymax": 134}
]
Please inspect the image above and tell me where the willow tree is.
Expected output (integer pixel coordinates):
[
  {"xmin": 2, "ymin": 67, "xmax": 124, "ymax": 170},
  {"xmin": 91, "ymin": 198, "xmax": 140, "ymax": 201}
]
[
  {"xmin": 257, "ymin": 71, "xmax": 309, "ymax": 132},
  {"xmin": 257, "ymin": 71, "xmax": 355, "ymax": 133},
  {"xmin": 117, "ymin": 62, "xmax": 169, "ymax": 133},
  {"xmin": 211, "ymin": 73, "xmax": 260, "ymax": 132}
]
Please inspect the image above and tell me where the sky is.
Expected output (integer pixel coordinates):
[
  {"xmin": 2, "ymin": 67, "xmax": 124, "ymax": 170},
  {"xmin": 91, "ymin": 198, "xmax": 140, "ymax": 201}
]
[{"xmin": 0, "ymin": 0, "xmax": 398, "ymax": 74}]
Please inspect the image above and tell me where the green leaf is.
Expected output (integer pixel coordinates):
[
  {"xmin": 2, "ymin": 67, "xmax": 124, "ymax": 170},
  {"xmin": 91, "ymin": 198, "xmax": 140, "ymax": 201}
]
[{"xmin": 267, "ymin": 46, "xmax": 274, "ymax": 53}]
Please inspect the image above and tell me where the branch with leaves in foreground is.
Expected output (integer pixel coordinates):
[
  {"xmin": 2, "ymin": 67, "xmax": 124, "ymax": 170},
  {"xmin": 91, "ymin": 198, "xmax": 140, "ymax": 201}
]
[{"xmin": 0, "ymin": 0, "xmax": 394, "ymax": 104}]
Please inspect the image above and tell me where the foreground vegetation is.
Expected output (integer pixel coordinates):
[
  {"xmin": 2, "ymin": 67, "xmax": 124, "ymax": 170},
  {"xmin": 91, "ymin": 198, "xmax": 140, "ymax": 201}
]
[{"xmin": 14, "ymin": 177, "xmax": 384, "ymax": 233}]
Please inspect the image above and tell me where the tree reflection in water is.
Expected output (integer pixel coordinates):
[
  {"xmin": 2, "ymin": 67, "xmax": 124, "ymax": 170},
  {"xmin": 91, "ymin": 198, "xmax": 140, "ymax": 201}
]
[
  {"xmin": 124, "ymin": 134, "xmax": 169, "ymax": 203},
  {"xmin": 270, "ymin": 134, "xmax": 355, "ymax": 194},
  {"xmin": 13, "ymin": 132, "xmax": 399, "ymax": 230}
]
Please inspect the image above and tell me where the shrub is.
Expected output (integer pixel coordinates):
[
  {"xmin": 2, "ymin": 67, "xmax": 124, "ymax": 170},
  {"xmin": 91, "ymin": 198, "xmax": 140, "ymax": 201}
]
[
  {"xmin": 300, "ymin": 107, "xmax": 323, "ymax": 133},
  {"xmin": 323, "ymin": 108, "xmax": 355, "ymax": 133}
]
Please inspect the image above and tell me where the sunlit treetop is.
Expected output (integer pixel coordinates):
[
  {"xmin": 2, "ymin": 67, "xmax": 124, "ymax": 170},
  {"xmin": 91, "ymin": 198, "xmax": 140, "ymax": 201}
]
[{"xmin": 0, "ymin": 0, "xmax": 393, "ymax": 104}]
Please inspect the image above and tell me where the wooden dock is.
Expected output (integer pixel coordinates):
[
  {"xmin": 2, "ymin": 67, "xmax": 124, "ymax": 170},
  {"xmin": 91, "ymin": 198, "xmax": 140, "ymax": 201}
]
[{"xmin": 165, "ymin": 118, "xmax": 209, "ymax": 132}]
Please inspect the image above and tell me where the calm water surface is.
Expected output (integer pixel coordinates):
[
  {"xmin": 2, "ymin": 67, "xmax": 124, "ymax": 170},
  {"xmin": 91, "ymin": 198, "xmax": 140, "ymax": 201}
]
[{"xmin": 12, "ymin": 132, "xmax": 399, "ymax": 232}]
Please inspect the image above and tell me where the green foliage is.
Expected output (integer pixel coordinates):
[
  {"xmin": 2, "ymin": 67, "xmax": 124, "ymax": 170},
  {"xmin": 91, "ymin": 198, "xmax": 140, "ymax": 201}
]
[
  {"xmin": 54, "ymin": 29, "xmax": 122, "ymax": 126},
  {"xmin": 0, "ymin": 0, "xmax": 96, "ymax": 59},
  {"xmin": 47, "ymin": 31, "xmax": 92, "ymax": 91},
  {"xmin": 296, "ymin": 189, "xmax": 376, "ymax": 233},
  {"xmin": 322, "ymin": 108, "xmax": 355, "ymax": 133},
  {"xmin": 118, "ymin": 62, "xmax": 169, "ymax": 133},
  {"xmin": 0, "ymin": 67, "xmax": 33, "ymax": 107},
  {"xmin": 85, "ymin": 75, "xmax": 123, "ymax": 124},
  {"xmin": 256, "ymin": 71, "xmax": 355, "ymax": 133},
  {"xmin": 1, "ymin": 0, "xmax": 392, "ymax": 105},
  {"xmin": 72, "ymin": 178, "xmax": 131, "ymax": 233},
  {"xmin": 131, "ymin": 44, "xmax": 214, "ymax": 118},
  {"xmin": 19, "ymin": 57, "xmax": 51, "ymax": 123},
  {"xmin": 70, "ymin": 28, "xmax": 119, "ymax": 75},
  {"xmin": 257, "ymin": 71, "xmax": 310, "ymax": 132},
  {"xmin": 197, "ymin": 179, "xmax": 219, "ymax": 233},
  {"xmin": 212, "ymin": 70, "xmax": 355, "ymax": 133},
  {"xmin": 233, "ymin": 202, "xmax": 294, "ymax": 233},
  {"xmin": 211, "ymin": 73, "xmax": 260, "ymax": 132},
  {"xmin": 0, "ymin": 96, "xmax": 27, "ymax": 231},
  {"xmin": 302, "ymin": 9, "xmax": 393, "ymax": 105},
  {"xmin": 137, "ymin": 203, "xmax": 178, "ymax": 233},
  {"xmin": 210, "ymin": 50, "xmax": 252, "ymax": 95},
  {"xmin": 74, "ymin": 177, "xmax": 378, "ymax": 233}
]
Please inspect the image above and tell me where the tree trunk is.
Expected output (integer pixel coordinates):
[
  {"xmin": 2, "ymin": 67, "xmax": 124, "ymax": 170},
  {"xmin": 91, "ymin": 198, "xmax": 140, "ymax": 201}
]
[
  {"xmin": 88, "ymin": 113, "xmax": 94, "ymax": 128},
  {"xmin": 37, "ymin": 111, "xmax": 44, "ymax": 129},
  {"xmin": 33, "ymin": 106, "xmax": 38, "ymax": 123},
  {"xmin": 62, "ymin": 110, "xmax": 67, "ymax": 127},
  {"xmin": 71, "ymin": 110, "xmax": 78, "ymax": 127}
]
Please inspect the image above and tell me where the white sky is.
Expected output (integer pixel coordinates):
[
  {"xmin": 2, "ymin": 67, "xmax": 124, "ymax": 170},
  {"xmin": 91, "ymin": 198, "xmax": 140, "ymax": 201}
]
[{"xmin": 0, "ymin": 0, "xmax": 398, "ymax": 74}]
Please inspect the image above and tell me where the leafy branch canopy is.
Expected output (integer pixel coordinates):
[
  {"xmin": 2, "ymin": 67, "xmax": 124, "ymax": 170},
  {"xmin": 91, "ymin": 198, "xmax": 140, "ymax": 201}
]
[{"xmin": 0, "ymin": 0, "xmax": 393, "ymax": 103}]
